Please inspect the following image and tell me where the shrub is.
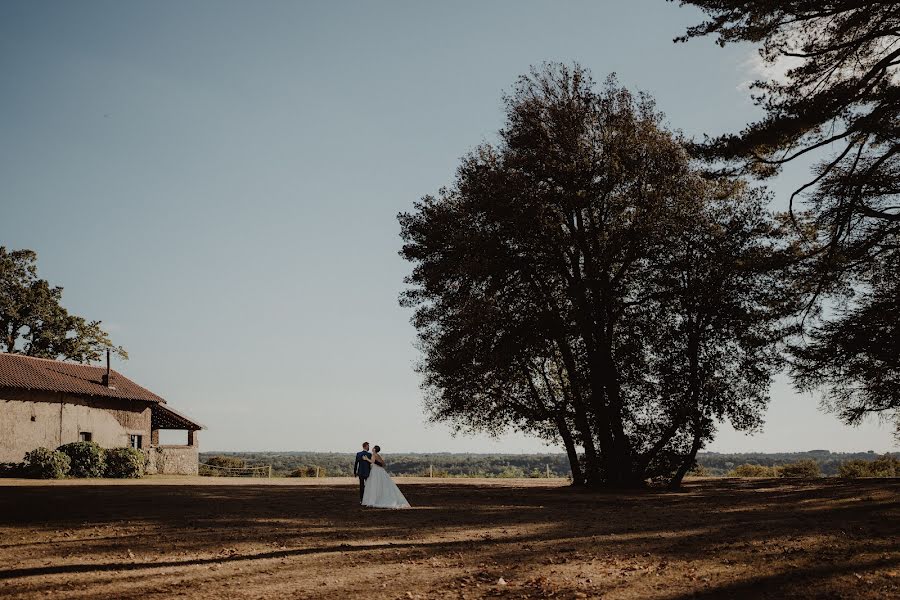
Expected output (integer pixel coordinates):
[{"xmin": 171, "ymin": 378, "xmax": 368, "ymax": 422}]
[
  {"xmin": 104, "ymin": 447, "xmax": 145, "ymax": 478},
  {"xmin": 688, "ymin": 464, "xmax": 710, "ymax": 477},
  {"xmin": 729, "ymin": 464, "xmax": 778, "ymax": 477},
  {"xmin": 868, "ymin": 455, "xmax": 900, "ymax": 477},
  {"xmin": 838, "ymin": 460, "xmax": 872, "ymax": 478},
  {"xmin": 57, "ymin": 441, "xmax": 105, "ymax": 478},
  {"xmin": 497, "ymin": 466, "xmax": 525, "ymax": 478},
  {"xmin": 0, "ymin": 462, "xmax": 26, "ymax": 478},
  {"xmin": 205, "ymin": 455, "xmax": 246, "ymax": 469},
  {"xmin": 289, "ymin": 465, "xmax": 325, "ymax": 477},
  {"xmin": 778, "ymin": 459, "xmax": 821, "ymax": 478},
  {"xmin": 419, "ymin": 468, "xmax": 449, "ymax": 477},
  {"xmin": 24, "ymin": 447, "xmax": 70, "ymax": 479},
  {"xmin": 839, "ymin": 455, "xmax": 900, "ymax": 478}
]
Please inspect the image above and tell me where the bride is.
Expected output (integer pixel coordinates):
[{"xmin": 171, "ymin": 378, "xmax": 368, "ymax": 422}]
[{"xmin": 360, "ymin": 445, "xmax": 410, "ymax": 509}]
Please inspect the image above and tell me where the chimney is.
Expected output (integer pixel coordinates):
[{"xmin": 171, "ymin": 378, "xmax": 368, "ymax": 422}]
[{"xmin": 102, "ymin": 348, "xmax": 116, "ymax": 389}]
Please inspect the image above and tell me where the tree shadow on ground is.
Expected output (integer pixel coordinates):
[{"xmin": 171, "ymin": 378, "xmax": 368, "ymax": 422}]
[{"xmin": 0, "ymin": 478, "xmax": 897, "ymax": 599}]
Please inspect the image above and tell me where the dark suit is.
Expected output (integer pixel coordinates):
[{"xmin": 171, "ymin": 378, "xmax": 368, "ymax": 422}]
[{"xmin": 354, "ymin": 451, "xmax": 372, "ymax": 501}]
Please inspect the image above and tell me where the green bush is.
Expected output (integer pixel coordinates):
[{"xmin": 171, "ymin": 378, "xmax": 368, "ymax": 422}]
[
  {"xmin": 839, "ymin": 455, "xmax": 900, "ymax": 478},
  {"xmin": 104, "ymin": 447, "xmax": 145, "ymax": 478},
  {"xmin": 729, "ymin": 463, "xmax": 778, "ymax": 477},
  {"xmin": 24, "ymin": 447, "xmax": 70, "ymax": 479},
  {"xmin": 0, "ymin": 462, "xmax": 26, "ymax": 478},
  {"xmin": 57, "ymin": 441, "xmax": 105, "ymax": 478},
  {"xmin": 778, "ymin": 459, "xmax": 821, "ymax": 478}
]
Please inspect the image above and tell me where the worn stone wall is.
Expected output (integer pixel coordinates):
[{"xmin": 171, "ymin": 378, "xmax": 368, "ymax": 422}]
[
  {"xmin": 0, "ymin": 388, "xmax": 152, "ymax": 463},
  {"xmin": 144, "ymin": 446, "xmax": 198, "ymax": 475}
]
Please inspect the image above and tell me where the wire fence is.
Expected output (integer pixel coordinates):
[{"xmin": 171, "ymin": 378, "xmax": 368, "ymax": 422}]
[{"xmin": 199, "ymin": 463, "xmax": 272, "ymax": 478}]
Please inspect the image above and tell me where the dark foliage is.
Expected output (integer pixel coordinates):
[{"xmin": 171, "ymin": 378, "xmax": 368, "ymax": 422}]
[
  {"xmin": 0, "ymin": 246, "xmax": 126, "ymax": 362},
  {"xmin": 791, "ymin": 249, "xmax": 900, "ymax": 440},
  {"xmin": 398, "ymin": 64, "xmax": 797, "ymax": 488},
  {"xmin": 0, "ymin": 462, "xmax": 26, "ymax": 478},
  {"xmin": 673, "ymin": 1, "xmax": 900, "ymax": 437}
]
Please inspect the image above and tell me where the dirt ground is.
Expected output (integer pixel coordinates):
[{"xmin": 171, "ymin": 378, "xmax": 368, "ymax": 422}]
[{"xmin": 0, "ymin": 477, "xmax": 897, "ymax": 599}]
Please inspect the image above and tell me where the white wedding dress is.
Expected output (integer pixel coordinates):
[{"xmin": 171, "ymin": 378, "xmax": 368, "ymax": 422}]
[{"xmin": 362, "ymin": 463, "xmax": 410, "ymax": 508}]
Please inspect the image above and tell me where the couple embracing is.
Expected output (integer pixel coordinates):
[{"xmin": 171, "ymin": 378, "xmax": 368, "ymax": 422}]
[{"xmin": 354, "ymin": 442, "xmax": 410, "ymax": 509}]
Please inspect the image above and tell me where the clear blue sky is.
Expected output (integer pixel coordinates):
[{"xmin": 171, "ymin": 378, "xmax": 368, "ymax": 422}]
[{"xmin": 1, "ymin": 1, "xmax": 894, "ymax": 453}]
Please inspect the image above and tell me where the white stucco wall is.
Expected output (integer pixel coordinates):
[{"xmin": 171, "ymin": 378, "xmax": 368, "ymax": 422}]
[{"xmin": 0, "ymin": 390, "xmax": 151, "ymax": 463}]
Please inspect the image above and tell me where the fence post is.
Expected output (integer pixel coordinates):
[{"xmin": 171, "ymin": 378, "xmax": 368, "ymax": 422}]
[
  {"xmin": 268, "ymin": 465, "xmax": 272, "ymax": 478},
  {"xmin": 316, "ymin": 466, "xmax": 320, "ymax": 478},
  {"xmin": 546, "ymin": 464, "xmax": 550, "ymax": 478},
  {"xmin": 429, "ymin": 464, "xmax": 433, "ymax": 478}
]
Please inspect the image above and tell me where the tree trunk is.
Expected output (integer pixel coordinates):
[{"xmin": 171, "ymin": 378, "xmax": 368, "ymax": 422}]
[
  {"xmin": 593, "ymin": 338, "xmax": 633, "ymax": 486},
  {"xmin": 634, "ymin": 413, "xmax": 688, "ymax": 477},
  {"xmin": 669, "ymin": 424, "xmax": 704, "ymax": 489},
  {"xmin": 552, "ymin": 336, "xmax": 602, "ymax": 486},
  {"xmin": 555, "ymin": 414, "xmax": 584, "ymax": 486},
  {"xmin": 561, "ymin": 237, "xmax": 616, "ymax": 476},
  {"xmin": 669, "ymin": 321, "xmax": 705, "ymax": 490}
]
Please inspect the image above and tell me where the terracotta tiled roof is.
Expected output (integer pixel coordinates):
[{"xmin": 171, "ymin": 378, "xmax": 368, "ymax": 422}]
[{"xmin": 0, "ymin": 353, "xmax": 165, "ymax": 404}]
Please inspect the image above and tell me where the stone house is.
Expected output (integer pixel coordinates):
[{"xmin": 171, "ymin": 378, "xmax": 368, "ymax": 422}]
[{"xmin": 0, "ymin": 353, "xmax": 203, "ymax": 475}]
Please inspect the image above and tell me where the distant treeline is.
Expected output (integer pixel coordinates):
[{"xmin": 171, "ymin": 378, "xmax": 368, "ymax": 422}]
[
  {"xmin": 200, "ymin": 450, "xmax": 898, "ymax": 478},
  {"xmin": 695, "ymin": 450, "xmax": 898, "ymax": 476}
]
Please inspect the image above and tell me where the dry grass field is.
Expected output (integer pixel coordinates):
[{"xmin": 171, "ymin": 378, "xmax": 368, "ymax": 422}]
[{"xmin": 0, "ymin": 477, "xmax": 897, "ymax": 599}]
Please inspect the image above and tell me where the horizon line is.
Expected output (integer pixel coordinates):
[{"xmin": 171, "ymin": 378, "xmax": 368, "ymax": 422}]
[{"xmin": 199, "ymin": 448, "xmax": 897, "ymax": 455}]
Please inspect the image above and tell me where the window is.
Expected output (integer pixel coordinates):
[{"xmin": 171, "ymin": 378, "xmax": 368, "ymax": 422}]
[
  {"xmin": 79, "ymin": 432, "xmax": 92, "ymax": 442},
  {"xmin": 129, "ymin": 434, "xmax": 143, "ymax": 449}
]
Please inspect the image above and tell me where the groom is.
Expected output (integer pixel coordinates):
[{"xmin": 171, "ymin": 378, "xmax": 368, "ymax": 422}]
[{"xmin": 353, "ymin": 442, "xmax": 372, "ymax": 501}]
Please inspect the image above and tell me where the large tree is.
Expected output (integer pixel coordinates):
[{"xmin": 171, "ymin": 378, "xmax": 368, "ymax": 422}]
[
  {"xmin": 0, "ymin": 246, "xmax": 126, "ymax": 363},
  {"xmin": 399, "ymin": 65, "xmax": 797, "ymax": 487},
  {"xmin": 673, "ymin": 0, "xmax": 900, "ymax": 437}
]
